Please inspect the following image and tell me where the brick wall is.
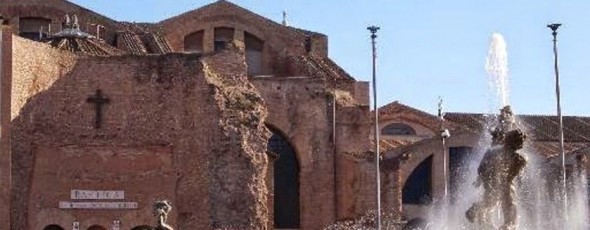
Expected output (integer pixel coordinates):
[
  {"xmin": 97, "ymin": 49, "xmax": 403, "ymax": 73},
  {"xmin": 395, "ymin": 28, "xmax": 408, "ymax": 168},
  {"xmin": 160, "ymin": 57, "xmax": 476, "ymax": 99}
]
[
  {"xmin": 11, "ymin": 39, "xmax": 269, "ymax": 229},
  {"xmin": 0, "ymin": 25, "xmax": 13, "ymax": 229}
]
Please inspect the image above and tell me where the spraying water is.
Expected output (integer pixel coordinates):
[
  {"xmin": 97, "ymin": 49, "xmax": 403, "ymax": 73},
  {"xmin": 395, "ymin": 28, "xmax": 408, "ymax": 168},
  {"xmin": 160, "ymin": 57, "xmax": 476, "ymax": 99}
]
[
  {"xmin": 486, "ymin": 33, "xmax": 510, "ymax": 108},
  {"xmin": 422, "ymin": 33, "xmax": 589, "ymax": 230}
]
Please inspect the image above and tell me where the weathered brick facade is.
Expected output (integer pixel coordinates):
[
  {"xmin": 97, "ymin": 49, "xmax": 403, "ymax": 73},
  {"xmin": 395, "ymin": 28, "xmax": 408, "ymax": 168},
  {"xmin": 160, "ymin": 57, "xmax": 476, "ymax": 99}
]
[{"xmin": 0, "ymin": 1, "xmax": 375, "ymax": 230}]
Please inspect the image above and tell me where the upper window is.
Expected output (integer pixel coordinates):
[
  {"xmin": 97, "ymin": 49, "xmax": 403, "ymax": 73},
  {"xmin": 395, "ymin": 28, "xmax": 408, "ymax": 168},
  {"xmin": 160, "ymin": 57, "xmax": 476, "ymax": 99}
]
[
  {"xmin": 244, "ymin": 32, "xmax": 264, "ymax": 76},
  {"xmin": 19, "ymin": 17, "xmax": 51, "ymax": 41},
  {"xmin": 381, "ymin": 123, "xmax": 417, "ymax": 135},
  {"xmin": 214, "ymin": 27, "xmax": 234, "ymax": 51},
  {"xmin": 184, "ymin": 30, "xmax": 204, "ymax": 53}
]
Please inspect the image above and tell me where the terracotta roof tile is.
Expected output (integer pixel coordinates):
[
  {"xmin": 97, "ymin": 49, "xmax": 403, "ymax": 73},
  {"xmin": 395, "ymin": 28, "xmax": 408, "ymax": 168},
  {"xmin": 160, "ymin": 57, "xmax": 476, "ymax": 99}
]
[
  {"xmin": 279, "ymin": 55, "xmax": 355, "ymax": 82},
  {"xmin": 46, "ymin": 37, "xmax": 124, "ymax": 56},
  {"xmin": 116, "ymin": 32, "xmax": 147, "ymax": 55},
  {"xmin": 116, "ymin": 22, "xmax": 172, "ymax": 55},
  {"xmin": 444, "ymin": 113, "xmax": 590, "ymax": 142},
  {"xmin": 377, "ymin": 101, "xmax": 459, "ymax": 132}
]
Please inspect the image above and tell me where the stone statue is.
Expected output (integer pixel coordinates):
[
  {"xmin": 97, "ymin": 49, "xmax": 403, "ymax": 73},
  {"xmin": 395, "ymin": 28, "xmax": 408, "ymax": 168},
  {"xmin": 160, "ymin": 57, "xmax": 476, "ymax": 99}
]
[
  {"xmin": 153, "ymin": 200, "xmax": 174, "ymax": 230},
  {"xmin": 72, "ymin": 15, "xmax": 80, "ymax": 30},
  {"xmin": 62, "ymin": 14, "xmax": 71, "ymax": 29},
  {"xmin": 466, "ymin": 105, "xmax": 527, "ymax": 230}
]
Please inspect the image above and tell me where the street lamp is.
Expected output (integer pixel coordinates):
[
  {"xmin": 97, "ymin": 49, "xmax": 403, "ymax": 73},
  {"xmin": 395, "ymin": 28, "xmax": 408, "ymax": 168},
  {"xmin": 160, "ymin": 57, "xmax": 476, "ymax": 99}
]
[
  {"xmin": 438, "ymin": 97, "xmax": 450, "ymax": 200},
  {"xmin": 367, "ymin": 25, "xmax": 381, "ymax": 230},
  {"xmin": 547, "ymin": 23, "xmax": 568, "ymax": 222}
]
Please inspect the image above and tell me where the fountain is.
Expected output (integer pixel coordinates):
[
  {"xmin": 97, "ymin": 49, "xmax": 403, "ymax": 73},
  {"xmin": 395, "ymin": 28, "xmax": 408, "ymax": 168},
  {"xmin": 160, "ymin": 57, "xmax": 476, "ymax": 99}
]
[
  {"xmin": 465, "ymin": 105, "xmax": 527, "ymax": 230},
  {"xmin": 417, "ymin": 33, "xmax": 589, "ymax": 230}
]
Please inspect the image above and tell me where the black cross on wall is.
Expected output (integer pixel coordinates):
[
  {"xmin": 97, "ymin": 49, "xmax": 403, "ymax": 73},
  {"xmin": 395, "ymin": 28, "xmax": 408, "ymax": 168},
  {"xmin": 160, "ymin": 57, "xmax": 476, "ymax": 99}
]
[{"xmin": 86, "ymin": 89, "xmax": 110, "ymax": 129}]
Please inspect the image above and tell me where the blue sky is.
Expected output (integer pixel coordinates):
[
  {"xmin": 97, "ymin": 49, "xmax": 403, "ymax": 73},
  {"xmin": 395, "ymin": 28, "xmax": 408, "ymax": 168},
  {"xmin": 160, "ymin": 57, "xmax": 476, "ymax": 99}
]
[{"xmin": 71, "ymin": 0, "xmax": 590, "ymax": 116}]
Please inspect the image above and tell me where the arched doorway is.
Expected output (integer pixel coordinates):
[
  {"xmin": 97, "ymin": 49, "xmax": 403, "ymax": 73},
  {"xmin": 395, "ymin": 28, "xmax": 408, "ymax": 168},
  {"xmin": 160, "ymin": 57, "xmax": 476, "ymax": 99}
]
[
  {"xmin": 43, "ymin": 225, "xmax": 65, "ymax": 230},
  {"xmin": 402, "ymin": 155, "xmax": 433, "ymax": 205},
  {"xmin": 87, "ymin": 225, "xmax": 107, "ymax": 230},
  {"xmin": 130, "ymin": 225, "xmax": 153, "ymax": 230},
  {"xmin": 267, "ymin": 127, "xmax": 300, "ymax": 229}
]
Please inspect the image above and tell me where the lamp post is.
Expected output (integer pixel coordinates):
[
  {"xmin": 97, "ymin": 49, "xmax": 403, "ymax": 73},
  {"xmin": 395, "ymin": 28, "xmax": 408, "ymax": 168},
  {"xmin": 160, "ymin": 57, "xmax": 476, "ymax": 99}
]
[
  {"xmin": 367, "ymin": 25, "xmax": 381, "ymax": 230},
  {"xmin": 438, "ymin": 97, "xmax": 450, "ymax": 200},
  {"xmin": 547, "ymin": 23, "xmax": 567, "ymax": 222}
]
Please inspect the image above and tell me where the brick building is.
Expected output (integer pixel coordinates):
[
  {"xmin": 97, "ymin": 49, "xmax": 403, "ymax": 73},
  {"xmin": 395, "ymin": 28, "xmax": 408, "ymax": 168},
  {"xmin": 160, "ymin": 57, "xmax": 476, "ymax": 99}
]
[
  {"xmin": 0, "ymin": 0, "xmax": 377, "ymax": 229},
  {"xmin": 1, "ymin": 1, "xmax": 588, "ymax": 230},
  {"xmin": 378, "ymin": 101, "xmax": 590, "ymax": 221}
]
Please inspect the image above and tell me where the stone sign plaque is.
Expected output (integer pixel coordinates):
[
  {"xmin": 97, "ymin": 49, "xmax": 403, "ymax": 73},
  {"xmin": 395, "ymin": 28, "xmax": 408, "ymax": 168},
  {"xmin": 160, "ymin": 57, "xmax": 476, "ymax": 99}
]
[
  {"xmin": 59, "ymin": 201, "xmax": 138, "ymax": 209},
  {"xmin": 71, "ymin": 190, "xmax": 124, "ymax": 200}
]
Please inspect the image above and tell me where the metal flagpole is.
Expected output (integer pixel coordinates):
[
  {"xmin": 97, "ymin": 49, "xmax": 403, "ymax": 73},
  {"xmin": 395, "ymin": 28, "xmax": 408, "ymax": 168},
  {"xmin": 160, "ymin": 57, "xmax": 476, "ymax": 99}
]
[
  {"xmin": 367, "ymin": 25, "xmax": 381, "ymax": 230},
  {"xmin": 547, "ymin": 23, "xmax": 568, "ymax": 223}
]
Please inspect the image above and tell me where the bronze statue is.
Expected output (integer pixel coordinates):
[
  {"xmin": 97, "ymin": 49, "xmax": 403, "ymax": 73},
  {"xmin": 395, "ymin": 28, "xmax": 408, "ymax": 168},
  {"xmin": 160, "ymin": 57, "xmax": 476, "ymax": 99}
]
[
  {"xmin": 153, "ymin": 200, "xmax": 174, "ymax": 230},
  {"xmin": 466, "ymin": 106, "xmax": 527, "ymax": 230}
]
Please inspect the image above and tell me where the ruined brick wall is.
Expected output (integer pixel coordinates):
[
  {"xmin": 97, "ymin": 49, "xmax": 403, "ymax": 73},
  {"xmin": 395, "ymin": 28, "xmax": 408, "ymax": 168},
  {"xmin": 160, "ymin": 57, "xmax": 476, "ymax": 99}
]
[
  {"xmin": 11, "ymin": 42, "xmax": 269, "ymax": 229},
  {"xmin": 0, "ymin": 25, "xmax": 13, "ymax": 229},
  {"xmin": 252, "ymin": 77, "xmax": 335, "ymax": 229},
  {"xmin": 11, "ymin": 35, "xmax": 78, "ymax": 119},
  {"xmin": 201, "ymin": 48, "xmax": 271, "ymax": 229},
  {"xmin": 333, "ymin": 104, "xmax": 375, "ymax": 220}
]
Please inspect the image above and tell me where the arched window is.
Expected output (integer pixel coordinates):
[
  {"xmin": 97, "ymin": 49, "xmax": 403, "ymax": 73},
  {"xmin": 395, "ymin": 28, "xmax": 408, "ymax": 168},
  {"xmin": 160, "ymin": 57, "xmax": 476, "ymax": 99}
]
[
  {"xmin": 244, "ymin": 32, "xmax": 264, "ymax": 76},
  {"xmin": 403, "ymin": 155, "xmax": 432, "ymax": 204},
  {"xmin": 184, "ymin": 30, "xmax": 204, "ymax": 53},
  {"xmin": 267, "ymin": 127, "xmax": 300, "ymax": 229},
  {"xmin": 214, "ymin": 27, "xmax": 234, "ymax": 51},
  {"xmin": 43, "ymin": 225, "xmax": 65, "ymax": 230},
  {"xmin": 130, "ymin": 225, "xmax": 153, "ymax": 230},
  {"xmin": 87, "ymin": 225, "xmax": 107, "ymax": 230},
  {"xmin": 19, "ymin": 17, "xmax": 51, "ymax": 41},
  {"xmin": 382, "ymin": 123, "xmax": 417, "ymax": 135}
]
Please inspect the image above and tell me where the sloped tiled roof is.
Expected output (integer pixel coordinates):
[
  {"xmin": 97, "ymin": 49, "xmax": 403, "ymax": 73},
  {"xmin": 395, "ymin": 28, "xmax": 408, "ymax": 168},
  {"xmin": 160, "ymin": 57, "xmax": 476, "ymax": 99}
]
[
  {"xmin": 116, "ymin": 32, "xmax": 147, "ymax": 55},
  {"xmin": 445, "ymin": 113, "xmax": 590, "ymax": 142},
  {"xmin": 46, "ymin": 36, "xmax": 124, "ymax": 56},
  {"xmin": 280, "ymin": 55, "xmax": 355, "ymax": 82},
  {"xmin": 528, "ymin": 141, "xmax": 590, "ymax": 158},
  {"xmin": 116, "ymin": 22, "xmax": 172, "ymax": 55},
  {"xmin": 378, "ymin": 101, "xmax": 460, "ymax": 133},
  {"xmin": 142, "ymin": 33, "xmax": 172, "ymax": 54}
]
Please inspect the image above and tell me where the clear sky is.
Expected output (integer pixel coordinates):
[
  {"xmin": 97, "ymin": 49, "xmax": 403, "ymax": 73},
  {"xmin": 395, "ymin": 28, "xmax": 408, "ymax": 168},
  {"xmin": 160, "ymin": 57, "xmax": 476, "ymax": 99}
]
[{"xmin": 70, "ymin": 0, "xmax": 590, "ymax": 116}]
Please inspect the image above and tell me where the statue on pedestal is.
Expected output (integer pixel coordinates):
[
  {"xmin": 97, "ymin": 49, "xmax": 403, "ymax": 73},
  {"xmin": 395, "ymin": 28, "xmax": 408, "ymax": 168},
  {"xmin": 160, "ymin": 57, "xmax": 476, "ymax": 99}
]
[{"xmin": 153, "ymin": 200, "xmax": 174, "ymax": 230}]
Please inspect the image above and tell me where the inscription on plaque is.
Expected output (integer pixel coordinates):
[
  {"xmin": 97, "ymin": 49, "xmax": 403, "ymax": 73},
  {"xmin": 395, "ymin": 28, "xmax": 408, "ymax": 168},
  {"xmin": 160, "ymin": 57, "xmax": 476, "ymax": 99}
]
[
  {"xmin": 71, "ymin": 190, "xmax": 124, "ymax": 200},
  {"xmin": 61, "ymin": 189, "xmax": 137, "ymax": 210},
  {"xmin": 59, "ymin": 201, "xmax": 138, "ymax": 209}
]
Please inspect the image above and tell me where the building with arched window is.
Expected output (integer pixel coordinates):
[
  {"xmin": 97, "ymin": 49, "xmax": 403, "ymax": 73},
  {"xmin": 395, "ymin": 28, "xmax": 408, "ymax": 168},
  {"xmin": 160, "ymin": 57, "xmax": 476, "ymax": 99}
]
[
  {"xmin": 0, "ymin": 1, "xmax": 373, "ymax": 229},
  {"xmin": 377, "ymin": 101, "xmax": 590, "ymax": 222},
  {"xmin": 2, "ymin": 1, "xmax": 589, "ymax": 229}
]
